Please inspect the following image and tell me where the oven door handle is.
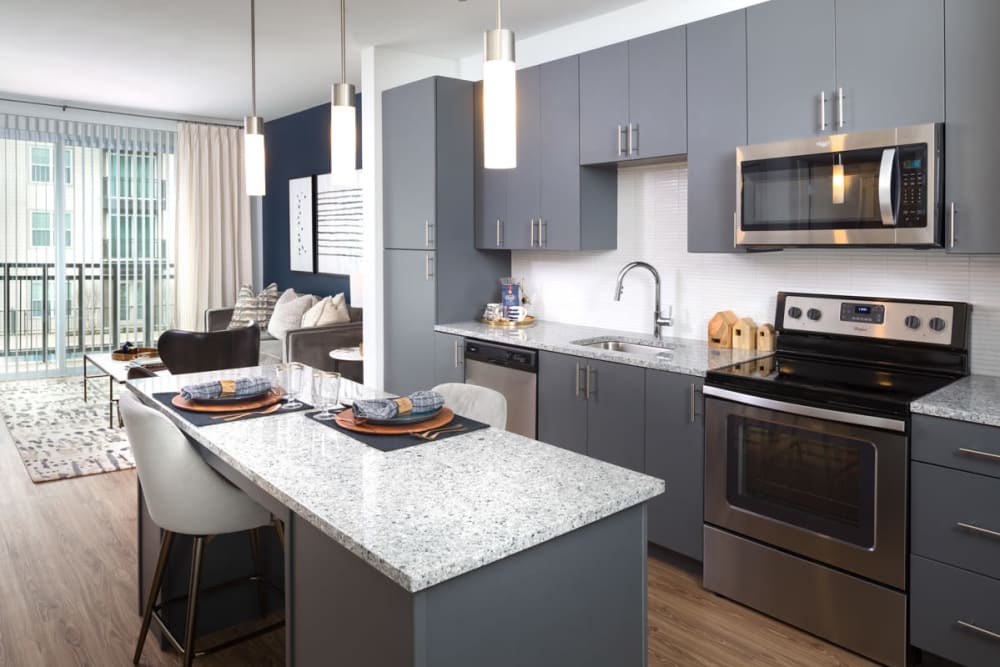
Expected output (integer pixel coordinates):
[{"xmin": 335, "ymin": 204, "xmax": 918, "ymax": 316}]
[
  {"xmin": 703, "ymin": 385, "xmax": 906, "ymax": 433},
  {"xmin": 878, "ymin": 147, "xmax": 898, "ymax": 227}
]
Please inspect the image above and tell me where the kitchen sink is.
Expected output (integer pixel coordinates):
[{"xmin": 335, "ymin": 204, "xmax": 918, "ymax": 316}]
[{"xmin": 572, "ymin": 337, "xmax": 675, "ymax": 358}]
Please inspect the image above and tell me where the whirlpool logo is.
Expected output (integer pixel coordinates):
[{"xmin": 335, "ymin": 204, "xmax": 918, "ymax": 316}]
[{"xmin": 853, "ymin": 326, "xmax": 869, "ymax": 333}]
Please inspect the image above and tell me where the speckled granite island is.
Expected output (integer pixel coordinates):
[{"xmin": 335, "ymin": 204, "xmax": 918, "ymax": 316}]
[{"xmin": 127, "ymin": 369, "xmax": 664, "ymax": 667}]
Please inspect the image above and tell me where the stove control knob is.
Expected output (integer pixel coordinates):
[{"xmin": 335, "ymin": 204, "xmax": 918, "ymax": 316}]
[
  {"xmin": 929, "ymin": 317, "xmax": 948, "ymax": 332},
  {"xmin": 904, "ymin": 315, "xmax": 922, "ymax": 330},
  {"xmin": 787, "ymin": 306, "xmax": 802, "ymax": 319},
  {"xmin": 807, "ymin": 308, "xmax": 822, "ymax": 321}
]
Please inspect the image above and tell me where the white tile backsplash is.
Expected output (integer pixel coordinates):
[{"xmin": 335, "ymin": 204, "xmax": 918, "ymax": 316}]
[{"xmin": 511, "ymin": 162, "xmax": 1000, "ymax": 376}]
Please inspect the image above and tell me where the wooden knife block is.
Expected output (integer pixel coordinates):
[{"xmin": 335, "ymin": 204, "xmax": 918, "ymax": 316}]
[{"xmin": 708, "ymin": 310, "xmax": 738, "ymax": 348}]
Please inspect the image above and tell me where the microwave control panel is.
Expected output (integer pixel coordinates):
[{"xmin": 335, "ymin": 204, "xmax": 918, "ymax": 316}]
[
  {"xmin": 781, "ymin": 294, "xmax": 955, "ymax": 345},
  {"xmin": 898, "ymin": 144, "xmax": 928, "ymax": 228}
]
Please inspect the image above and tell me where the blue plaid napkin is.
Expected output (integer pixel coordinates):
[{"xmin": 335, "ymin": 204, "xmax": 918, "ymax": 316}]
[
  {"xmin": 179, "ymin": 377, "xmax": 272, "ymax": 401},
  {"xmin": 353, "ymin": 390, "xmax": 444, "ymax": 421}
]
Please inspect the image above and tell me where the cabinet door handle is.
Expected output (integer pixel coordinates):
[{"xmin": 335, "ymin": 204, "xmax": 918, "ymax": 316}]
[
  {"xmin": 957, "ymin": 522, "xmax": 1000, "ymax": 541},
  {"xmin": 425, "ymin": 220, "xmax": 434, "ymax": 248},
  {"xmin": 958, "ymin": 447, "xmax": 1000, "ymax": 463},
  {"xmin": 629, "ymin": 123, "xmax": 638, "ymax": 156},
  {"xmin": 575, "ymin": 363, "xmax": 583, "ymax": 398},
  {"xmin": 949, "ymin": 202, "xmax": 957, "ymax": 249},
  {"xmin": 454, "ymin": 340, "xmax": 463, "ymax": 369},
  {"xmin": 819, "ymin": 90, "xmax": 828, "ymax": 132},
  {"xmin": 539, "ymin": 219, "xmax": 547, "ymax": 248},
  {"xmin": 689, "ymin": 384, "xmax": 703, "ymax": 424},
  {"xmin": 957, "ymin": 620, "xmax": 1000, "ymax": 643},
  {"xmin": 836, "ymin": 87, "xmax": 845, "ymax": 129},
  {"xmin": 530, "ymin": 219, "xmax": 537, "ymax": 247},
  {"xmin": 425, "ymin": 254, "xmax": 434, "ymax": 280},
  {"xmin": 496, "ymin": 219, "xmax": 502, "ymax": 247},
  {"xmin": 585, "ymin": 366, "xmax": 595, "ymax": 399},
  {"xmin": 617, "ymin": 124, "xmax": 625, "ymax": 157}
]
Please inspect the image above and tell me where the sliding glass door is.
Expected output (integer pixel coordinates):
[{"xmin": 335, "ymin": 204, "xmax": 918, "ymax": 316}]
[{"xmin": 0, "ymin": 114, "xmax": 176, "ymax": 378}]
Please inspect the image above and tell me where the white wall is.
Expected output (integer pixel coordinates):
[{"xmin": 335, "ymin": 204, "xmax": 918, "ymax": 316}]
[
  {"xmin": 512, "ymin": 162, "xmax": 1000, "ymax": 376},
  {"xmin": 458, "ymin": 0, "xmax": 768, "ymax": 80},
  {"xmin": 361, "ymin": 46, "xmax": 460, "ymax": 389}
]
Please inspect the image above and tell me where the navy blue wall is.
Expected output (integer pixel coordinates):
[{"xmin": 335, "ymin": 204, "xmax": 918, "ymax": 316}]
[{"xmin": 262, "ymin": 97, "xmax": 361, "ymax": 299}]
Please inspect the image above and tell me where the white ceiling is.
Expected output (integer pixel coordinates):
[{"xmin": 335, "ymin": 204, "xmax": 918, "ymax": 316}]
[{"xmin": 1, "ymin": 0, "xmax": 648, "ymax": 122}]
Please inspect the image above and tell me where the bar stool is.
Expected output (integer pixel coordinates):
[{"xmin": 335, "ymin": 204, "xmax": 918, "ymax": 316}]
[
  {"xmin": 431, "ymin": 382, "xmax": 507, "ymax": 429},
  {"xmin": 120, "ymin": 391, "xmax": 283, "ymax": 667}
]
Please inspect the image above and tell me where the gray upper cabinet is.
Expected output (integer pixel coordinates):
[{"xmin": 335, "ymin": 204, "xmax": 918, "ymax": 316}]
[
  {"xmin": 686, "ymin": 9, "xmax": 746, "ymax": 253},
  {"xmin": 383, "ymin": 80, "xmax": 436, "ymax": 250},
  {"xmin": 645, "ymin": 370, "xmax": 704, "ymax": 560},
  {"xmin": 579, "ymin": 28, "xmax": 686, "ymax": 165},
  {"xmin": 747, "ymin": 0, "xmax": 836, "ymax": 144},
  {"xmin": 835, "ymin": 0, "xmax": 944, "ymax": 133},
  {"xmin": 476, "ymin": 57, "xmax": 617, "ymax": 251},
  {"xmin": 945, "ymin": 0, "xmax": 1000, "ymax": 254},
  {"xmin": 383, "ymin": 77, "xmax": 511, "ymax": 395}
]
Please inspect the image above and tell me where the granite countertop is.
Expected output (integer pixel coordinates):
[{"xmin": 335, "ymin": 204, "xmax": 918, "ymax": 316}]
[
  {"xmin": 435, "ymin": 320, "xmax": 771, "ymax": 376},
  {"xmin": 126, "ymin": 368, "xmax": 665, "ymax": 593},
  {"xmin": 911, "ymin": 375, "xmax": 1000, "ymax": 428}
]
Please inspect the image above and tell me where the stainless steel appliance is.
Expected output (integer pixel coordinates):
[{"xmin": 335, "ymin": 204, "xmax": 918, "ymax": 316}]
[
  {"xmin": 736, "ymin": 123, "xmax": 943, "ymax": 247},
  {"xmin": 703, "ymin": 292, "xmax": 971, "ymax": 667},
  {"xmin": 464, "ymin": 340, "xmax": 537, "ymax": 438}
]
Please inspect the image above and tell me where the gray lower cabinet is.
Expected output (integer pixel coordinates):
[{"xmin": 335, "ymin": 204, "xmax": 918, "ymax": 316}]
[
  {"xmin": 910, "ymin": 414, "xmax": 1000, "ymax": 666},
  {"xmin": 536, "ymin": 352, "xmax": 643, "ymax": 470},
  {"xmin": 434, "ymin": 333, "xmax": 465, "ymax": 386},
  {"xmin": 945, "ymin": 0, "xmax": 1000, "ymax": 254},
  {"xmin": 579, "ymin": 28, "xmax": 686, "ymax": 165},
  {"xmin": 644, "ymin": 370, "xmax": 704, "ymax": 560},
  {"xmin": 686, "ymin": 8, "xmax": 746, "ymax": 253},
  {"xmin": 384, "ymin": 250, "xmax": 436, "ymax": 396},
  {"xmin": 747, "ymin": 0, "xmax": 836, "ymax": 144}
]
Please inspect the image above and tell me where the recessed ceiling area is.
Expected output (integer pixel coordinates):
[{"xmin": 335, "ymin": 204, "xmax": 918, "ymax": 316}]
[{"xmin": 0, "ymin": 0, "xmax": 649, "ymax": 121}]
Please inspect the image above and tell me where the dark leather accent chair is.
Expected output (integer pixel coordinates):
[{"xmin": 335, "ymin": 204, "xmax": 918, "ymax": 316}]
[{"xmin": 157, "ymin": 324, "xmax": 261, "ymax": 375}]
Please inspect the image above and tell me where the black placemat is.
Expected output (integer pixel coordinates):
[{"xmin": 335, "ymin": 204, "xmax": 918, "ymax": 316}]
[
  {"xmin": 153, "ymin": 392, "xmax": 313, "ymax": 427},
  {"xmin": 308, "ymin": 412, "xmax": 490, "ymax": 452}
]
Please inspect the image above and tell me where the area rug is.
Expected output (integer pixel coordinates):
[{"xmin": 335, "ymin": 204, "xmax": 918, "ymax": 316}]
[{"xmin": 0, "ymin": 377, "xmax": 134, "ymax": 483}]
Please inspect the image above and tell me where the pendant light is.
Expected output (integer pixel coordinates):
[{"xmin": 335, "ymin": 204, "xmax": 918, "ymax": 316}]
[
  {"xmin": 330, "ymin": 0, "xmax": 357, "ymax": 185},
  {"xmin": 832, "ymin": 154, "xmax": 845, "ymax": 205},
  {"xmin": 244, "ymin": 0, "xmax": 266, "ymax": 196},
  {"xmin": 483, "ymin": 0, "xmax": 516, "ymax": 169}
]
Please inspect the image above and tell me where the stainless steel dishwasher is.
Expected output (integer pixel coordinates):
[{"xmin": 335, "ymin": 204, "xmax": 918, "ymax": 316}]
[{"xmin": 463, "ymin": 340, "xmax": 537, "ymax": 438}]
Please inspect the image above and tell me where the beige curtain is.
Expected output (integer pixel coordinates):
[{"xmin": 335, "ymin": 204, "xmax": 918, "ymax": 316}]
[{"xmin": 174, "ymin": 122, "xmax": 252, "ymax": 330}]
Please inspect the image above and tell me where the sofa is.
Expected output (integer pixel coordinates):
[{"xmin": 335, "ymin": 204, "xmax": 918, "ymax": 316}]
[{"xmin": 205, "ymin": 306, "xmax": 363, "ymax": 382}]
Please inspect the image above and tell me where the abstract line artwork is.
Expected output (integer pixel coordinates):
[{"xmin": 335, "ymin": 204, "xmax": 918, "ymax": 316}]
[{"xmin": 315, "ymin": 172, "xmax": 363, "ymax": 276}]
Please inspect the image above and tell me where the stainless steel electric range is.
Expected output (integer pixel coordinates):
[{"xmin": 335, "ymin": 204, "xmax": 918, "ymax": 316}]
[{"xmin": 702, "ymin": 292, "xmax": 972, "ymax": 667}]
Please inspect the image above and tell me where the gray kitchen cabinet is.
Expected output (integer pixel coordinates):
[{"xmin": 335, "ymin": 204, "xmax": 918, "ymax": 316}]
[
  {"xmin": 383, "ymin": 77, "xmax": 511, "ymax": 395},
  {"xmin": 477, "ymin": 57, "xmax": 617, "ymax": 251},
  {"xmin": 834, "ymin": 0, "xmax": 944, "ymax": 133},
  {"xmin": 537, "ymin": 351, "xmax": 644, "ymax": 471},
  {"xmin": 537, "ymin": 351, "xmax": 588, "ymax": 456},
  {"xmin": 473, "ymin": 80, "xmax": 509, "ymax": 250},
  {"xmin": 945, "ymin": 0, "xmax": 1000, "ymax": 254},
  {"xmin": 383, "ymin": 80, "xmax": 436, "ymax": 251},
  {"xmin": 747, "ymin": 0, "xmax": 836, "ymax": 144},
  {"xmin": 686, "ymin": 9, "xmax": 746, "ymax": 253},
  {"xmin": 579, "ymin": 28, "xmax": 686, "ymax": 165},
  {"xmin": 384, "ymin": 249, "xmax": 436, "ymax": 395},
  {"xmin": 644, "ymin": 369, "xmax": 704, "ymax": 560},
  {"xmin": 434, "ymin": 332, "xmax": 465, "ymax": 386}
]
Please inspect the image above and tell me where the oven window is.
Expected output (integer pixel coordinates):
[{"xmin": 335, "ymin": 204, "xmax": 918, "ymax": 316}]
[{"xmin": 726, "ymin": 415, "xmax": 876, "ymax": 548}]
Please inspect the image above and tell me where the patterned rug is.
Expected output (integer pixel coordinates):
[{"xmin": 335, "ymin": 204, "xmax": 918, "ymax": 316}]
[{"xmin": 0, "ymin": 377, "xmax": 134, "ymax": 483}]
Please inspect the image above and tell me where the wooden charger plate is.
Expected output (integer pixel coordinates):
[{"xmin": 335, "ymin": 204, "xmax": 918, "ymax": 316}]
[
  {"xmin": 171, "ymin": 387, "xmax": 284, "ymax": 413},
  {"xmin": 334, "ymin": 406, "xmax": 454, "ymax": 435}
]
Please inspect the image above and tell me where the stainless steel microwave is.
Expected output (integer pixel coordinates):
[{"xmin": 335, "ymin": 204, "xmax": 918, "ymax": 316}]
[{"xmin": 735, "ymin": 123, "xmax": 943, "ymax": 248}]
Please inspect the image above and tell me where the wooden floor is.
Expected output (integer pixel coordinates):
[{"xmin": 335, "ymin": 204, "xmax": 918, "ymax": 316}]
[{"xmin": 0, "ymin": 421, "xmax": 873, "ymax": 667}]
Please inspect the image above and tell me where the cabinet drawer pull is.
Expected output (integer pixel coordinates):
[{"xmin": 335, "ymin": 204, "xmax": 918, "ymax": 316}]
[
  {"xmin": 958, "ymin": 447, "xmax": 1000, "ymax": 463},
  {"xmin": 819, "ymin": 90, "xmax": 828, "ymax": 132},
  {"xmin": 957, "ymin": 522, "xmax": 1000, "ymax": 541},
  {"xmin": 957, "ymin": 620, "xmax": 1000, "ymax": 643}
]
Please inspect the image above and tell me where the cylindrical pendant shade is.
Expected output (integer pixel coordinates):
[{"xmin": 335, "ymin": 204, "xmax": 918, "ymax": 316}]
[
  {"xmin": 244, "ymin": 116, "xmax": 266, "ymax": 197},
  {"xmin": 832, "ymin": 162, "xmax": 845, "ymax": 205},
  {"xmin": 330, "ymin": 82, "xmax": 357, "ymax": 186},
  {"xmin": 483, "ymin": 27, "xmax": 516, "ymax": 170}
]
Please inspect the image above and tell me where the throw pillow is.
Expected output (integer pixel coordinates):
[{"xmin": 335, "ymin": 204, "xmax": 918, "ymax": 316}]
[
  {"xmin": 267, "ymin": 290, "xmax": 317, "ymax": 341},
  {"xmin": 228, "ymin": 283, "xmax": 279, "ymax": 330},
  {"xmin": 301, "ymin": 293, "xmax": 352, "ymax": 328}
]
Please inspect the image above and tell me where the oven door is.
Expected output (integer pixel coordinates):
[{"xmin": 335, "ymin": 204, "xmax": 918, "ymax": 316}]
[{"xmin": 704, "ymin": 390, "xmax": 907, "ymax": 590}]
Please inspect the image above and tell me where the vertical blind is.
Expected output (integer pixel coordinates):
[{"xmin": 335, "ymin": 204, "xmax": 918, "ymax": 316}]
[{"xmin": 0, "ymin": 113, "xmax": 176, "ymax": 378}]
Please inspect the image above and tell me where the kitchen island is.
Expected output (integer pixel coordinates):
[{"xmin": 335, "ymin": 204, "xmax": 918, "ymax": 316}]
[{"xmin": 127, "ymin": 369, "xmax": 664, "ymax": 667}]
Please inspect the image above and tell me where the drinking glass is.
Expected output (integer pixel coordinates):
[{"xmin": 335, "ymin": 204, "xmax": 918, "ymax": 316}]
[
  {"xmin": 279, "ymin": 362, "xmax": 306, "ymax": 409},
  {"xmin": 311, "ymin": 370, "xmax": 342, "ymax": 420}
]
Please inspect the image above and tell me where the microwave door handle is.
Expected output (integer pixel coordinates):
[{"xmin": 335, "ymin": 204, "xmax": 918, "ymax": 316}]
[{"xmin": 878, "ymin": 147, "xmax": 898, "ymax": 226}]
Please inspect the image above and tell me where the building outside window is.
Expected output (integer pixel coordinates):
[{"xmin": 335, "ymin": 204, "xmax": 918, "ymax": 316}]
[
  {"xmin": 30, "ymin": 212, "xmax": 51, "ymax": 246},
  {"xmin": 64, "ymin": 148, "xmax": 72, "ymax": 185},
  {"xmin": 30, "ymin": 147, "xmax": 51, "ymax": 182}
]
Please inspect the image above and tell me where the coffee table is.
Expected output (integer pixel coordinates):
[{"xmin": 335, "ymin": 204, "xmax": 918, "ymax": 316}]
[{"xmin": 83, "ymin": 352, "xmax": 164, "ymax": 427}]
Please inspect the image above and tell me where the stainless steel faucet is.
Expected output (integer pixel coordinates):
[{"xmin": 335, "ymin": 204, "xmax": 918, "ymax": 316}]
[{"xmin": 614, "ymin": 261, "xmax": 674, "ymax": 338}]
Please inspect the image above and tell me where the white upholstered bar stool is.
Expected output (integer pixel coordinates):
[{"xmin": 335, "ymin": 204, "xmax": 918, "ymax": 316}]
[
  {"xmin": 120, "ymin": 392, "xmax": 282, "ymax": 667},
  {"xmin": 431, "ymin": 382, "xmax": 507, "ymax": 429}
]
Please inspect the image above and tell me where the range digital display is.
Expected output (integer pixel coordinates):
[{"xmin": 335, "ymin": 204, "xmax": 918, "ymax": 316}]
[
  {"xmin": 841, "ymin": 302, "xmax": 885, "ymax": 324},
  {"xmin": 855, "ymin": 305, "xmax": 871, "ymax": 314}
]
